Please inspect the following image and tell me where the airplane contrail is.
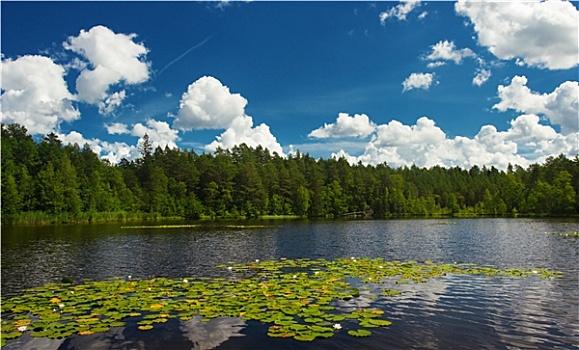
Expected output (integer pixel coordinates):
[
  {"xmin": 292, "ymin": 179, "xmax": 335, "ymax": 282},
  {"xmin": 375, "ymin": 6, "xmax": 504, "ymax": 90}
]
[{"xmin": 156, "ymin": 35, "xmax": 214, "ymax": 77}]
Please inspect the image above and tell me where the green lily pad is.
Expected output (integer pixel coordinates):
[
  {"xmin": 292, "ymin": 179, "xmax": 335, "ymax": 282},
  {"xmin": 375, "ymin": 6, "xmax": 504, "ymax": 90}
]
[
  {"xmin": 365, "ymin": 318, "xmax": 392, "ymax": 326},
  {"xmin": 294, "ymin": 333, "xmax": 316, "ymax": 341},
  {"xmin": 0, "ymin": 257, "xmax": 560, "ymax": 346},
  {"xmin": 348, "ymin": 329, "xmax": 372, "ymax": 337},
  {"xmin": 1, "ymin": 332, "xmax": 22, "ymax": 340}
]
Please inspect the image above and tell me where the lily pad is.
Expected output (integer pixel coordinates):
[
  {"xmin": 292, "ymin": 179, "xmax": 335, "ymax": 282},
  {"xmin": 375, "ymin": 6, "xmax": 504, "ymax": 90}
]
[
  {"xmin": 294, "ymin": 333, "xmax": 316, "ymax": 341},
  {"xmin": 0, "ymin": 257, "xmax": 560, "ymax": 347},
  {"xmin": 348, "ymin": 329, "xmax": 372, "ymax": 337},
  {"xmin": 370, "ymin": 318, "xmax": 392, "ymax": 326}
]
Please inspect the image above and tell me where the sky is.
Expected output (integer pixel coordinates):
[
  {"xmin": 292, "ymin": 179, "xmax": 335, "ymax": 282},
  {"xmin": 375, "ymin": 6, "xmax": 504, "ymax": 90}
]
[{"xmin": 1, "ymin": 0, "xmax": 578, "ymax": 170}]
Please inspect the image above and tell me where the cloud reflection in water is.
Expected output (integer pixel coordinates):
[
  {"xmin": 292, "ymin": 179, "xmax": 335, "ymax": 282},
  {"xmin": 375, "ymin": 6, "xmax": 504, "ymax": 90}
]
[{"xmin": 180, "ymin": 316, "xmax": 246, "ymax": 350}]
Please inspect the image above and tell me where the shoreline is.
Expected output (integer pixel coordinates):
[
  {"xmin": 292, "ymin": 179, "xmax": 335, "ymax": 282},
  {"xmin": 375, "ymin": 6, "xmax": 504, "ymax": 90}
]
[{"xmin": 2, "ymin": 211, "xmax": 577, "ymax": 226}]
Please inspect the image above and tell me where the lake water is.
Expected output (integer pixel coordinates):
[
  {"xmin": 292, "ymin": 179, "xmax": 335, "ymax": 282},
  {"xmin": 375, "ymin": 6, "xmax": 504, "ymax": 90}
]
[{"xmin": 2, "ymin": 218, "xmax": 578, "ymax": 349}]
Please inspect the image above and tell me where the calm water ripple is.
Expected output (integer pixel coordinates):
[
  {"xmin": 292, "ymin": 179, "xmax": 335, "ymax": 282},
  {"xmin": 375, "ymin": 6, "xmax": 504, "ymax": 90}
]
[{"xmin": 2, "ymin": 218, "xmax": 578, "ymax": 349}]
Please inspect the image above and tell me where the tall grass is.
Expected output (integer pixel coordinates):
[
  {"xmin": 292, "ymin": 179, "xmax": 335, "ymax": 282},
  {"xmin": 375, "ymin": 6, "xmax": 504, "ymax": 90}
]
[{"xmin": 1, "ymin": 211, "xmax": 186, "ymax": 225}]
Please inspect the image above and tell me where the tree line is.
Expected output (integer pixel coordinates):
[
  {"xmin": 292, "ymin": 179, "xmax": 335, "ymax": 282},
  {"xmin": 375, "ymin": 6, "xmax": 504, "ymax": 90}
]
[{"xmin": 1, "ymin": 123, "xmax": 578, "ymax": 224}]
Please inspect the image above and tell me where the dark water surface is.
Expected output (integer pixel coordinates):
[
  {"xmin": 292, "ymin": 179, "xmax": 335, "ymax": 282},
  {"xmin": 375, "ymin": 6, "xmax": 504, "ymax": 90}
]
[{"xmin": 2, "ymin": 218, "xmax": 578, "ymax": 349}]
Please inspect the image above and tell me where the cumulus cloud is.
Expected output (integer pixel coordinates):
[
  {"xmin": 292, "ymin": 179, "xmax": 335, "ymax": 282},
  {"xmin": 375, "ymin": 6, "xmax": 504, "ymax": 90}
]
[
  {"xmin": 331, "ymin": 115, "xmax": 578, "ymax": 170},
  {"xmin": 105, "ymin": 122, "xmax": 130, "ymax": 135},
  {"xmin": 1, "ymin": 55, "xmax": 80, "ymax": 135},
  {"xmin": 131, "ymin": 119, "xmax": 180, "ymax": 150},
  {"xmin": 59, "ymin": 119, "xmax": 179, "ymax": 164},
  {"xmin": 493, "ymin": 75, "xmax": 579, "ymax": 134},
  {"xmin": 99, "ymin": 142, "xmax": 139, "ymax": 164},
  {"xmin": 380, "ymin": 0, "xmax": 422, "ymax": 23},
  {"xmin": 402, "ymin": 72, "xmax": 435, "ymax": 92},
  {"xmin": 455, "ymin": 0, "xmax": 579, "ymax": 70},
  {"xmin": 98, "ymin": 90, "xmax": 126, "ymax": 115},
  {"xmin": 425, "ymin": 40, "xmax": 476, "ymax": 64},
  {"xmin": 56, "ymin": 131, "xmax": 138, "ymax": 164},
  {"xmin": 57, "ymin": 131, "xmax": 103, "ymax": 153},
  {"xmin": 372, "ymin": 117, "xmax": 446, "ymax": 147},
  {"xmin": 173, "ymin": 76, "xmax": 248, "ymax": 130},
  {"xmin": 423, "ymin": 40, "xmax": 491, "ymax": 86},
  {"xmin": 205, "ymin": 115, "xmax": 284, "ymax": 156},
  {"xmin": 64, "ymin": 25, "xmax": 150, "ymax": 110},
  {"xmin": 173, "ymin": 76, "xmax": 284, "ymax": 156},
  {"xmin": 308, "ymin": 113, "xmax": 376, "ymax": 139}
]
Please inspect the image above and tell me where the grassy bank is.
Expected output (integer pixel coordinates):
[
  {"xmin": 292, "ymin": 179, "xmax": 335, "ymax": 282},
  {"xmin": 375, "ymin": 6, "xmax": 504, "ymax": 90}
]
[
  {"xmin": 0, "ymin": 211, "xmax": 186, "ymax": 225},
  {"xmin": 3, "ymin": 211, "xmax": 576, "ymax": 226}
]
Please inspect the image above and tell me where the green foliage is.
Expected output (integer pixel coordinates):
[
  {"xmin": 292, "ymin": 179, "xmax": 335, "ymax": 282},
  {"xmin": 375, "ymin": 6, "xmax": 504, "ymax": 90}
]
[{"xmin": 1, "ymin": 124, "xmax": 578, "ymax": 224}]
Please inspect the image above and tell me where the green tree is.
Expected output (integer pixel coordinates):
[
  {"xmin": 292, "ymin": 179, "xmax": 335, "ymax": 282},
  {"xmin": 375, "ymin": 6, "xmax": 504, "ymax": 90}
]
[
  {"xmin": 148, "ymin": 166, "xmax": 169, "ymax": 214},
  {"xmin": 295, "ymin": 185, "xmax": 311, "ymax": 217},
  {"xmin": 1, "ymin": 174, "xmax": 21, "ymax": 215},
  {"xmin": 36, "ymin": 161, "xmax": 65, "ymax": 214},
  {"xmin": 387, "ymin": 174, "xmax": 406, "ymax": 214},
  {"xmin": 552, "ymin": 170, "xmax": 576, "ymax": 214}
]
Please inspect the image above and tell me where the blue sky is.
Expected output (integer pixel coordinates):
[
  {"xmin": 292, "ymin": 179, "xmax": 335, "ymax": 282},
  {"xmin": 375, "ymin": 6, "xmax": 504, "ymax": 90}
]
[{"xmin": 2, "ymin": 1, "xmax": 578, "ymax": 169}]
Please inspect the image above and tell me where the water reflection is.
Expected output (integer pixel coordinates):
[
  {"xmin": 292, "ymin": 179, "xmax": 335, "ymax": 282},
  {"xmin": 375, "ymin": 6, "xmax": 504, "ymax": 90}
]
[
  {"xmin": 180, "ymin": 316, "xmax": 245, "ymax": 350},
  {"xmin": 1, "ymin": 336, "xmax": 64, "ymax": 350},
  {"xmin": 2, "ymin": 218, "xmax": 578, "ymax": 349}
]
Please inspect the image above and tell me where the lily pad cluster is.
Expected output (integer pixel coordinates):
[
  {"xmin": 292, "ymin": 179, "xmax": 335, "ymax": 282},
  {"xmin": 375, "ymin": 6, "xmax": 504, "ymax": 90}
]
[{"xmin": 0, "ymin": 258, "xmax": 562, "ymax": 346}]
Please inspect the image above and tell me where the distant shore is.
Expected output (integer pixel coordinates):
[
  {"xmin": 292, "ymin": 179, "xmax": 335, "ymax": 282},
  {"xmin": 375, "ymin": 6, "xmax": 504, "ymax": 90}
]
[{"xmin": 2, "ymin": 211, "xmax": 576, "ymax": 226}]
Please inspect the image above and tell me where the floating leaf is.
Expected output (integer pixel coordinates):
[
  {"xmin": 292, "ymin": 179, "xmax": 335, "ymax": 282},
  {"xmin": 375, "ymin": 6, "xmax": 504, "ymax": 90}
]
[
  {"xmin": 348, "ymin": 329, "xmax": 372, "ymax": 337},
  {"xmin": 1, "ymin": 332, "xmax": 22, "ymax": 340},
  {"xmin": 0, "ymin": 257, "xmax": 560, "ymax": 347},
  {"xmin": 294, "ymin": 333, "xmax": 316, "ymax": 341},
  {"xmin": 365, "ymin": 318, "xmax": 392, "ymax": 327}
]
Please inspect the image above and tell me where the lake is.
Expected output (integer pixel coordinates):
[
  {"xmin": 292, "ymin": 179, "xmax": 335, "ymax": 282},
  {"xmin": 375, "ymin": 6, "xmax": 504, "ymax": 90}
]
[{"xmin": 2, "ymin": 218, "xmax": 578, "ymax": 349}]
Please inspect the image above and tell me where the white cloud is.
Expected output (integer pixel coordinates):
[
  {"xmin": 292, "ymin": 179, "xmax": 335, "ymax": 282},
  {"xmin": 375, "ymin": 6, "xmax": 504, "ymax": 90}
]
[
  {"xmin": 56, "ymin": 131, "xmax": 138, "ymax": 164},
  {"xmin": 455, "ymin": 0, "xmax": 579, "ymax": 70},
  {"xmin": 99, "ymin": 141, "xmax": 139, "ymax": 164},
  {"xmin": 173, "ymin": 76, "xmax": 248, "ymax": 130},
  {"xmin": 205, "ymin": 115, "xmax": 284, "ymax": 156},
  {"xmin": 423, "ymin": 40, "xmax": 491, "ymax": 86},
  {"xmin": 380, "ymin": 0, "xmax": 422, "ymax": 23},
  {"xmin": 308, "ymin": 113, "xmax": 376, "ymax": 139},
  {"xmin": 98, "ymin": 90, "xmax": 126, "ymax": 115},
  {"xmin": 493, "ymin": 75, "xmax": 579, "ymax": 134},
  {"xmin": 1, "ymin": 55, "xmax": 80, "ymax": 135},
  {"xmin": 105, "ymin": 122, "xmax": 130, "ymax": 135},
  {"xmin": 57, "ymin": 131, "xmax": 103, "ymax": 154},
  {"xmin": 331, "ymin": 115, "xmax": 578, "ymax": 170},
  {"xmin": 402, "ymin": 72, "xmax": 435, "ymax": 92},
  {"xmin": 425, "ymin": 40, "xmax": 476, "ymax": 64},
  {"xmin": 472, "ymin": 68, "xmax": 491, "ymax": 87},
  {"xmin": 426, "ymin": 61, "xmax": 446, "ymax": 69},
  {"xmin": 173, "ymin": 76, "xmax": 284, "ymax": 156},
  {"xmin": 64, "ymin": 25, "xmax": 150, "ymax": 110},
  {"xmin": 131, "ymin": 119, "xmax": 180, "ymax": 150},
  {"xmin": 61, "ymin": 119, "xmax": 179, "ymax": 163},
  {"xmin": 332, "ymin": 149, "xmax": 360, "ymax": 165}
]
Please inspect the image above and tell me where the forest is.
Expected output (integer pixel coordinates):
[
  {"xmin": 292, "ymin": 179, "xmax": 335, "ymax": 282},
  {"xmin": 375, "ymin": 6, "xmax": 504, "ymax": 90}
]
[{"xmin": 1, "ymin": 123, "xmax": 578, "ymax": 224}]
